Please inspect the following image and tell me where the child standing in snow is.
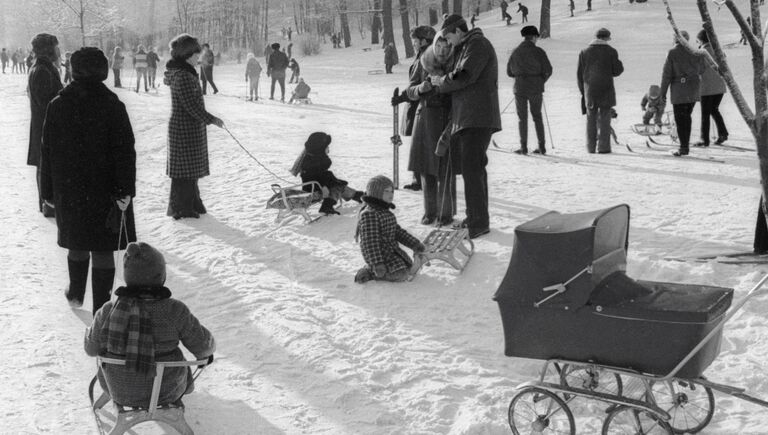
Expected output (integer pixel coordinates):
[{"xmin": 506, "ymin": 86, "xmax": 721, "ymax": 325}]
[
  {"xmin": 244, "ymin": 53, "xmax": 262, "ymax": 101},
  {"xmin": 288, "ymin": 58, "xmax": 300, "ymax": 83},
  {"xmin": 355, "ymin": 175, "xmax": 425, "ymax": 283},
  {"xmin": 291, "ymin": 132, "xmax": 363, "ymax": 215},
  {"xmin": 641, "ymin": 84, "xmax": 665, "ymax": 128}
]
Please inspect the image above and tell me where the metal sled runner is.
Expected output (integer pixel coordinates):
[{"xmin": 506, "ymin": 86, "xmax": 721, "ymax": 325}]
[
  {"xmin": 410, "ymin": 228, "xmax": 474, "ymax": 278},
  {"xmin": 265, "ymin": 181, "xmax": 324, "ymax": 223}
]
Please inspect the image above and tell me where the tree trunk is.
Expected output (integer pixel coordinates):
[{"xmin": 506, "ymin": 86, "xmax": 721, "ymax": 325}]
[
  {"xmin": 442, "ymin": 0, "xmax": 449, "ymax": 15},
  {"xmin": 429, "ymin": 8, "xmax": 438, "ymax": 25},
  {"xmin": 382, "ymin": 0, "xmax": 398, "ymax": 62},
  {"xmin": 399, "ymin": 0, "xmax": 414, "ymax": 58},
  {"xmin": 453, "ymin": 0, "xmax": 462, "ymax": 14},
  {"xmin": 539, "ymin": 0, "xmax": 551, "ymax": 38},
  {"xmin": 339, "ymin": 0, "xmax": 351, "ymax": 47},
  {"xmin": 148, "ymin": 0, "xmax": 156, "ymax": 45},
  {"xmin": 372, "ymin": 0, "xmax": 382, "ymax": 44}
]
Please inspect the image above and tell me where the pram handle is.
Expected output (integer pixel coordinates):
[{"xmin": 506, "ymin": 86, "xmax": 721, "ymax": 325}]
[{"xmin": 662, "ymin": 273, "xmax": 768, "ymax": 380}]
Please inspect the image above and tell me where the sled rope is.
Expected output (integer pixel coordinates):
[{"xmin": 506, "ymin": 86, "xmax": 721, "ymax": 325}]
[
  {"xmin": 223, "ymin": 126, "xmax": 294, "ymax": 185},
  {"xmin": 115, "ymin": 209, "xmax": 129, "ymax": 279}
]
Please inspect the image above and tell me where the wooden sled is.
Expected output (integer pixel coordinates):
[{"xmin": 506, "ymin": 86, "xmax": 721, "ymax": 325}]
[
  {"xmin": 410, "ymin": 228, "xmax": 474, "ymax": 278},
  {"xmin": 89, "ymin": 356, "xmax": 212, "ymax": 435},
  {"xmin": 367, "ymin": 69, "xmax": 384, "ymax": 75},
  {"xmin": 291, "ymin": 97, "xmax": 312, "ymax": 104},
  {"xmin": 265, "ymin": 181, "xmax": 324, "ymax": 223}
]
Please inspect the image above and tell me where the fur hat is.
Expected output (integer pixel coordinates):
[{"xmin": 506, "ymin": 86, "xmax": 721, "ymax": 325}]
[
  {"xmin": 169, "ymin": 33, "xmax": 201, "ymax": 60},
  {"xmin": 305, "ymin": 132, "xmax": 332, "ymax": 154},
  {"xmin": 123, "ymin": 242, "xmax": 167, "ymax": 287},
  {"xmin": 697, "ymin": 29, "xmax": 709, "ymax": 44},
  {"xmin": 440, "ymin": 14, "xmax": 467, "ymax": 35},
  {"xmin": 411, "ymin": 25, "xmax": 437, "ymax": 42},
  {"xmin": 71, "ymin": 47, "xmax": 108, "ymax": 82},
  {"xmin": 271, "ymin": 43, "xmax": 280, "ymax": 50},
  {"xmin": 365, "ymin": 175, "xmax": 394, "ymax": 201},
  {"xmin": 521, "ymin": 25, "xmax": 540, "ymax": 37},
  {"xmin": 595, "ymin": 28, "xmax": 611, "ymax": 40},
  {"xmin": 30, "ymin": 33, "xmax": 58, "ymax": 60}
]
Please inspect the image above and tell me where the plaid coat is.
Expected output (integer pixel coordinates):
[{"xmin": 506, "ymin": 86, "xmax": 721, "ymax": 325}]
[
  {"xmin": 357, "ymin": 197, "xmax": 422, "ymax": 274},
  {"xmin": 164, "ymin": 60, "xmax": 215, "ymax": 179}
]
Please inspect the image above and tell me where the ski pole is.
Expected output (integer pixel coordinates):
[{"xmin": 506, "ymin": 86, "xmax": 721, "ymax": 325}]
[
  {"xmin": 501, "ymin": 96, "xmax": 516, "ymax": 115},
  {"xmin": 543, "ymin": 98, "xmax": 555, "ymax": 149}
]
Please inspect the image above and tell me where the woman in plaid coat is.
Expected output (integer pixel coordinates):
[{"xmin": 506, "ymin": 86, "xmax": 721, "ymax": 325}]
[
  {"xmin": 163, "ymin": 34, "xmax": 224, "ymax": 220},
  {"xmin": 355, "ymin": 175, "xmax": 425, "ymax": 283}
]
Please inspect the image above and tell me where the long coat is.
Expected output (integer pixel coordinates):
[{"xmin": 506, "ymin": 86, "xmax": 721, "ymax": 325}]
[
  {"xmin": 357, "ymin": 197, "xmax": 423, "ymax": 275},
  {"xmin": 577, "ymin": 40, "xmax": 624, "ymax": 108},
  {"xmin": 507, "ymin": 39, "xmax": 552, "ymax": 97},
  {"xmin": 164, "ymin": 61, "xmax": 216, "ymax": 179},
  {"xmin": 698, "ymin": 43, "xmax": 726, "ymax": 97},
  {"xmin": 660, "ymin": 43, "xmax": 706, "ymax": 105},
  {"xmin": 27, "ymin": 57, "xmax": 62, "ymax": 166},
  {"xmin": 40, "ymin": 80, "xmax": 137, "ymax": 251},
  {"xmin": 437, "ymin": 28, "xmax": 502, "ymax": 136},
  {"xmin": 267, "ymin": 51, "xmax": 289, "ymax": 78}
]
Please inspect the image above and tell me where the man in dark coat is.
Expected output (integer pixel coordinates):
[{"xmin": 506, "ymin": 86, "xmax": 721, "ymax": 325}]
[
  {"xmin": 199, "ymin": 43, "xmax": 218, "ymax": 95},
  {"xmin": 1, "ymin": 48, "xmax": 8, "ymax": 73},
  {"xmin": 40, "ymin": 47, "xmax": 137, "ymax": 314},
  {"xmin": 27, "ymin": 33, "xmax": 63, "ymax": 217},
  {"xmin": 384, "ymin": 42, "xmax": 397, "ymax": 74},
  {"xmin": 507, "ymin": 25, "xmax": 552, "ymax": 155},
  {"xmin": 577, "ymin": 27, "xmax": 624, "ymax": 153},
  {"xmin": 660, "ymin": 30, "xmax": 706, "ymax": 156},
  {"xmin": 501, "ymin": 0, "xmax": 512, "ymax": 24},
  {"xmin": 434, "ymin": 15, "xmax": 501, "ymax": 239},
  {"xmin": 267, "ymin": 42, "xmax": 289, "ymax": 101}
]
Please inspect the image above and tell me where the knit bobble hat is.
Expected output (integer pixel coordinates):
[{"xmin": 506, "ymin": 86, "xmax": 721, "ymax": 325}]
[
  {"xmin": 521, "ymin": 25, "xmax": 540, "ymax": 37},
  {"xmin": 595, "ymin": 28, "xmax": 611, "ymax": 40},
  {"xmin": 271, "ymin": 43, "xmax": 280, "ymax": 50},
  {"xmin": 71, "ymin": 47, "xmax": 109, "ymax": 82},
  {"xmin": 366, "ymin": 175, "xmax": 394, "ymax": 201},
  {"xmin": 123, "ymin": 242, "xmax": 167, "ymax": 287},
  {"xmin": 305, "ymin": 132, "xmax": 332, "ymax": 154}
]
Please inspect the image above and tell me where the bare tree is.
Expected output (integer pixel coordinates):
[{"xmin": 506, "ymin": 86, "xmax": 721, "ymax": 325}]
[
  {"xmin": 371, "ymin": 0, "xmax": 381, "ymax": 44},
  {"xmin": 540, "ymin": 0, "xmax": 551, "ymax": 38},
  {"xmin": 442, "ymin": 0, "xmax": 449, "ymax": 15},
  {"xmin": 382, "ymin": 0, "xmax": 398, "ymax": 62},
  {"xmin": 453, "ymin": 0, "xmax": 462, "ymax": 14},
  {"xmin": 398, "ymin": 0, "xmax": 413, "ymax": 57},
  {"xmin": 41, "ymin": 0, "xmax": 121, "ymax": 47},
  {"xmin": 338, "ymin": 0, "xmax": 351, "ymax": 47}
]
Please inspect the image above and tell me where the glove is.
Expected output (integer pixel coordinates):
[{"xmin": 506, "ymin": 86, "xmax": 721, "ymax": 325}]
[
  {"xmin": 373, "ymin": 264, "xmax": 387, "ymax": 278},
  {"xmin": 414, "ymin": 242, "xmax": 426, "ymax": 253},
  {"xmin": 391, "ymin": 90, "xmax": 408, "ymax": 106},
  {"xmin": 212, "ymin": 117, "xmax": 225, "ymax": 128},
  {"xmin": 417, "ymin": 79, "xmax": 433, "ymax": 95},
  {"xmin": 115, "ymin": 195, "xmax": 131, "ymax": 211}
]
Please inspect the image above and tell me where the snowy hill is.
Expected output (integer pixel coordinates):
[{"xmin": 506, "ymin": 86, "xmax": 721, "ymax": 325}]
[{"xmin": 3, "ymin": 0, "xmax": 768, "ymax": 433}]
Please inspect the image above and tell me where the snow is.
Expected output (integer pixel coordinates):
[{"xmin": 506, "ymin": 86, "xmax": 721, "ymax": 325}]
[{"xmin": 3, "ymin": 0, "xmax": 768, "ymax": 433}]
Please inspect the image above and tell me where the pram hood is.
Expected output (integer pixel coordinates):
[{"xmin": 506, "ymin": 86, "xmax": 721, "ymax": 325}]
[{"xmin": 494, "ymin": 204, "xmax": 630, "ymax": 310}]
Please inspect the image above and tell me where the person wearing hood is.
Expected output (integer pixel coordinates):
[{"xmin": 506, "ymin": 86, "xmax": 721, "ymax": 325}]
[
  {"xmin": 695, "ymin": 28, "xmax": 728, "ymax": 147},
  {"xmin": 430, "ymin": 14, "xmax": 501, "ymax": 240},
  {"xmin": 641, "ymin": 84, "xmax": 665, "ymax": 128},
  {"xmin": 267, "ymin": 42, "xmax": 289, "ymax": 101},
  {"xmin": 27, "ymin": 33, "xmax": 63, "ymax": 217},
  {"xmin": 244, "ymin": 52, "xmax": 262, "ymax": 101},
  {"xmin": 40, "ymin": 47, "xmax": 137, "ymax": 314},
  {"xmin": 577, "ymin": 27, "xmax": 624, "ymax": 154},
  {"xmin": 163, "ymin": 34, "xmax": 225, "ymax": 220}
]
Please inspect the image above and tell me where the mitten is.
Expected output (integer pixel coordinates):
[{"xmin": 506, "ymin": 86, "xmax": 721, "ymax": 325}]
[
  {"xmin": 414, "ymin": 242, "xmax": 426, "ymax": 253},
  {"xmin": 417, "ymin": 79, "xmax": 433, "ymax": 95},
  {"xmin": 391, "ymin": 90, "xmax": 408, "ymax": 106}
]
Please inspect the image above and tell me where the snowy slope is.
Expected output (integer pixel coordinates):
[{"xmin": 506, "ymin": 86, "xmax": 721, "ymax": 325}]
[{"xmin": 2, "ymin": 0, "xmax": 768, "ymax": 433}]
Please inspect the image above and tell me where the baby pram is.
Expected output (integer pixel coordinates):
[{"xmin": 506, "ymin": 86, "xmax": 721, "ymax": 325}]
[{"xmin": 495, "ymin": 204, "xmax": 768, "ymax": 434}]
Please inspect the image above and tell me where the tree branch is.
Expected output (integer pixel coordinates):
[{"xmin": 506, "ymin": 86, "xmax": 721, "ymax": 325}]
[{"xmin": 724, "ymin": 0, "xmax": 762, "ymax": 50}]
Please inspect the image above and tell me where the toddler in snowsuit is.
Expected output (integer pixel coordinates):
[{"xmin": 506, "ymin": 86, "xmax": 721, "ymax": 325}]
[
  {"xmin": 355, "ymin": 175, "xmax": 426, "ymax": 283},
  {"xmin": 291, "ymin": 132, "xmax": 363, "ymax": 215},
  {"xmin": 641, "ymin": 84, "xmax": 665, "ymax": 127}
]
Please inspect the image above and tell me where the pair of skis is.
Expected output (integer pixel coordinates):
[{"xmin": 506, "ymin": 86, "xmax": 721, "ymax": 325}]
[{"xmin": 666, "ymin": 251, "xmax": 768, "ymax": 265}]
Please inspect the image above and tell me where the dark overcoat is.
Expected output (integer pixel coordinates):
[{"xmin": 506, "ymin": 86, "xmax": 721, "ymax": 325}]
[
  {"xmin": 40, "ymin": 81, "xmax": 137, "ymax": 251},
  {"xmin": 27, "ymin": 57, "xmax": 63, "ymax": 166},
  {"xmin": 164, "ymin": 60, "xmax": 215, "ymax": 179},
  {"xmin": 507, "ymin": 39, "xmax": 552, "ymax": 97},
  {"xmin": 699, "ymin": 44, "xmax": 726, "ymax": 97},
  {"xmin": 660, "ymin": 43, "xmax": 706, "ymax": 105},
  {"xmin": 357, "ymin": 197, "xmax": 422, "ymax": 275},
  {"xmin": 268, "ymin": 51, "xmax": 289, "ymax": 78},
  {"xmin": 577, "ymin": 40, "xmax": 624, "ymax": 108},
  {"xmin": 437, "ymin": 28, "xmax": 502, "ymax": 136}
]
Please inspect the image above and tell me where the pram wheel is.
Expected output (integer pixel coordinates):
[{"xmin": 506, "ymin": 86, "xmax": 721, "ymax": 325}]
[
  {"xmin": 649, "ymin": 379, "xmax": 714, "ymax": 434},
  {"xmin": 560, "ymin": 364, "xmax": 623, "ymax": 397},
  {"xmin": 508, "ymin": 387, "xmax": 575, "ymax": 434},
  {"xmin": 602, "ymin": 405, "xmax": 673, "ymax": 434}
]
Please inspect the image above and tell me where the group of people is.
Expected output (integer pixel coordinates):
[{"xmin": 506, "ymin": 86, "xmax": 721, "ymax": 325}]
[
  {"xmin": 499, "ymin": 1, "xmax": 527, "ymax": 25},
  {"xmin": 108, "ymin": 45, "xmax": 161, "ymax": 92},
  {"xmin": 1, "ymin": 47, "xmax": 33, "ymax": 74}
]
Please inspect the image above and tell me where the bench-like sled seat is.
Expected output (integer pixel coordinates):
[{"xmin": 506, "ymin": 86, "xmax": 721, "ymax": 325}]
[
  {"xmin": 265, "ymin": 181, "xmax": 324, "ymax": 223},
  {"xmin": 411, "ymin": 228, "xmax": 474, "ymax": 277}
]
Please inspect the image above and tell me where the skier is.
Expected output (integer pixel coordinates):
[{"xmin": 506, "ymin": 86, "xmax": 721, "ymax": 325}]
[
  {"xmin": 146, "ymin": 46, "xmax": 160, "ymax": 89},
  {"xmin": 517, "ymin": 4, "xmax": 529, "ymax": 23},
  {"xmin": 354, "ymin": 175, "xmax": 425, "ymax": 283},
  {"xmin": 288, "ymin": 77, "xmax": 310, "ymax": 103},
  {"xmin": 0, "ymin": 48, "xmax": 8, "ymax": 73},
  {"xmin": 507, "ymin": 25, "xmax": 552, "ymax": 155},
  {"xmin": 267, "ymin": 42, "xmax": 289, "ymax": 101},
  {"xmin": 291, "ymin": 132, "xmax": 363, "ymax": 215},
  {"xmin": 40, "ymin": 46, "xmax": 136, "ymax": 314},
  {"xmin": 84, "ymin": 241, "xmax": 215, "ymax": 408},
  {"xmin": 288, "ymin": 57, "xmax": 300, "ymax": 83},
  {"xmin": 111, "ymin": 46, "xmax": 124, "ymax": 87},
  {"xmin": 640, "ymin": 84, "xmax": 664, "ymax": 129},
  {"xmin": 199, "ymin": 43, "xmax": 218, "ymax": 94},
  {"xmin": 695, "ymin": 28, "xmax": 728, "ymax": 147},
  {"xmin": 133, "ymin": 44, "xmax": 149, "ymax": 92},
  {"xmin": 244, "ymin": 52, "xmax": 262, "ymax": 101}
]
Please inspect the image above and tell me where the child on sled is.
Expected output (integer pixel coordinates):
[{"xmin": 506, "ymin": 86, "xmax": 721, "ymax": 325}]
[
  {"xmin": 290, "ymin": 132, "xmax": 363, "ymax": 215},
  {"xmin": 641, "ymin": 84, "xmax": 665, "ymax": 130},
  {"xmin": 354, "ymin": 175, "xmax": 425, "ymax": 283}
]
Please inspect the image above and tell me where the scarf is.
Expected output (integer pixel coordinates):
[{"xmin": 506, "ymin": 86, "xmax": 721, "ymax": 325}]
[
  {"xmin": 166, "ymin": 58, "xmax": 199, "ymax": 78},
  {"xmin": 99, "ymin": 286, "xmax": 172, "ymax": 375}
]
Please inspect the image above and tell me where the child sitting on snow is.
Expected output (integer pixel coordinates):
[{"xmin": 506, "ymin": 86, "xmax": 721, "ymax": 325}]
[
  {"xmin": 290, "ymin": 132, "xmax": 363, "ymax": 215},
  {"xmin": 641, "ymin": 84, "xmax": 665, "ymax": 128},
  {"xmin": 288, "ymin": 78, "xmax": 311, "ymax": 104},
  {"xmin": 354, "ymin": 175, "xmax": 426, "ymax": 283},
  {"xmin": 84, "ymin": 242, "xmax": 215, "ymax": 407}
]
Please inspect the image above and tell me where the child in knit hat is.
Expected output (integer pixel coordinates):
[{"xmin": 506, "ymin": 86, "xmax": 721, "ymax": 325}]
[
  {"xmin": 84, "ymin": 242, "xmax": 215, "ymax": 408},
  {"xmin": 641, "ymin": 84, "xmax": 665, "ymax": 129},
  {"xmin": 355, "ymin": 175, "xmax": 425, "ymax": 283},
  {"xmin": 290, "ymin": 132, "xmax": 363, "ymax": 215}
]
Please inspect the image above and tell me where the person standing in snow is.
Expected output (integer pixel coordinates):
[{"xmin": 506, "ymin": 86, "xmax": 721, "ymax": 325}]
[
  {"xmin": 288, "ymin": 58, "xmax": 300, "ymax": 83},
  {"xmin": 577, "ymin": 27, "xmax": 624, "ymax": 154},
  {"xmin": 695, "ymin": 28, "xmax": 728, "ymax": 147},
  {"xmin": 27, "ymin": 33, "xmax": 63, "ymax": 217},
  {"xmin": 164, "ymin": 33, "xmax": 225, "ymax": 220},
  {"xmin": 659, "ymin": 30, "xmax": 705, "ymax": 157},
  {"xmin": 384, "ymin": 42, "xmax": 397, "ymax": 74},
  {"xmin": 84, "ymin": 242, "xmax": 215, "ymax": 407},
  {"xmin": 501, "ymin": 0, "xmax": 512, "ymax": 24},
  {"xmin": 199, "ymin": 43, "xmax": 218, "ymax": 95},
  {"xmin": 0, "ymin": 48, "xmax": 8, "ymax": 73},
  {"xmin": 507, "ymin": 25, "xmax": 552, "ymax": 155},
  {"xmin": 267, "ymin": 42, "xmax": 289, "ymax": 101},
  {"xmin": 111, "ymin": 46, "xmax": 124, "ymax": 87},
  {"xmin": 62, "ymin": 51, "xmax": 72, "ymax": 83},
  {"xmin": 354, "ymin": 175, "xmax": 426, "ymax": 283},
  {"xmin": 245, "ymin": 52, "xmax": 262, "ymax": 101},
  {"xmin": 133, "ymin": 44, "xmax": 149, "ymax": 92},
  {"xmin": 431, "ymin": 14, "xmax": 501, "ymax": 239},
  {"xmin": 40, "ymin": 47, "xmax": 136, "ymax": 314},
  {"xmin": 146, "ymin": 46, "xmax": 160, "ymax": 89},
  {"xmin": 517, "ymin": 4, "xmax": 529, "ymax": 23},
  {"xmin": 640, "ymin": 84, "xmax": 665, "ymax": 128}
]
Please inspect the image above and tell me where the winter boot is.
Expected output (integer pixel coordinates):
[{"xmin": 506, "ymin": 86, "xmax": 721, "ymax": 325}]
[
  {"xmin": 672, "ymin": 146, "xmax": 689, "ymax": 157},
  {"xmin": 319, "ymin": 198, "xmax": 339, "ymax": 215},
  {"xmin": 65, "ymin": 258, "xmax": 89, "ymax": 308},
  {"xmin": 513, "ymin": 147, "xmax": 528, "ymax": 155},
  {"xmin": 354, "ymin": 267, "xmax": 374, "ymax": 283},
  {"xmin": 352, "ymin": 191, "xmax": 364, "ymax": 203},
  {"xmin": 91, "ymin": 268, "xmax": 115, "ymax": 315}
]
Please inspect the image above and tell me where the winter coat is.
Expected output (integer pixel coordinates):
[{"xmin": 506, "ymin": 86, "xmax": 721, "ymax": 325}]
[
  {"xmin": 200, "ymin": 49, "xmax": 215, "ymax": 67},
  {"xmin": 660, "ymin": 43, "xmax": 706, "ymax": 105},
  {"xmin": 27, "ymin": 57, "xmax": 63, "ymax": 166},
  {"xmin": 245, "ymin": 57, "xmax": 262, "ymax": 79},
  {"xmin": 112, "ymin": 53, "xmax": 124, "ymax": 70},
  {"xmin": 133, "ymin": 50, "xmax": 148, "ymax": 69},
  {"xmin": 507, "ymin": 39, "xmax": 552, "ymax": 97},
  {"xmin": 384, "ymin": 44, "xmax": 397, "ymax": 66},
  {"xmin": 641, "ymin": 93, "xmax": 665, "ymax": 113},
  {"xmin": 146, "ymin": 52, "xmax": 160, "ymax": 69},
  {"xmin": 84, "ymin": 294, "xmax": 215, "ymax": 407},
  {"xmin": 299, "ymin": 152, "xmax": 347, "ymax": 191},
  {"xmin": 577, "ymin": 39, "xmax": 624, "ymax": 108},
  {"xmin": 288, "ymin": 59, "xmax": 300, "ymax": 74},
  {"xmin": 40, "ymin": 80, "xmax": 137, "ymax": 251},
  {"xmin": 698, "ymin": 43, "xmax": 726, "ymax": 97},
  {"xmin": 0, "ymin": 51, "xmax": 7, "ymax": 63},
  {"xmin": 267, "ymin": 51, "xmax": 289, "ymax": 78},
  {"xmin": 357, "ymin": 196, "xmax": 423, "ymax": 275},
  {"xmin": 293, "ymin": 81, "xmax": 311, "ymax": 99},
  {"xmin": 164, "ymin": 59, "xmax": 216, "ymax": 179},
  {"xmin": 438, "ymin": 28, "xmax": 502, "ymax": 136}
]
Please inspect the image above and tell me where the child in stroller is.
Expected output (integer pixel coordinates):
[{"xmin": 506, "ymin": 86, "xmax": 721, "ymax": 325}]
[{"xmin": 641, "ymin": 84, "xmax": 665, "ymax": 131}]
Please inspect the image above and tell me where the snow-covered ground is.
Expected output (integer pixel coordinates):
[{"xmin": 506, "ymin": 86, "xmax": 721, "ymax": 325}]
[{"xmin": 3, "ymin": 1, "xmax": 768, "ymax": 433}]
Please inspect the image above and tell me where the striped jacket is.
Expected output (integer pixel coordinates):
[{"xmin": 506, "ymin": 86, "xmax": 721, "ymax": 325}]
[{"xmin": 134, "ymin": 51, "xmax": 148, "ymax": 69}]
